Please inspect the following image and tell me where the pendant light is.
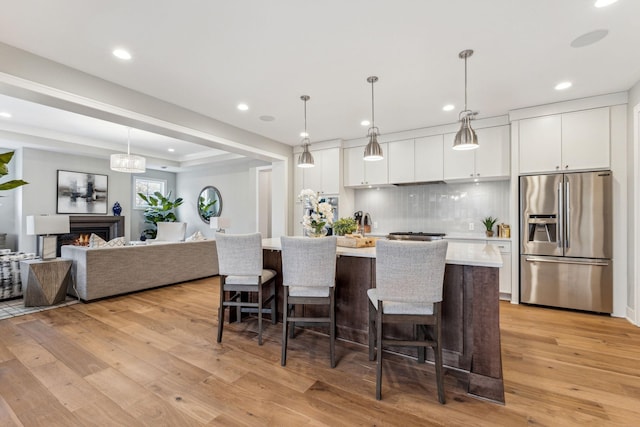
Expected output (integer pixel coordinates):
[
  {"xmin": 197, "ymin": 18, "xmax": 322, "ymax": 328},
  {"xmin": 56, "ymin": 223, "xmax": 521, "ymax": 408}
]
[
  {"xmin": 110, "ymin": 127, "xmax": 146, "ymax": 173},
  {"xmin": 453, "ymin": 49, "xmax": 479, "ymax": 151},
  {"xmin": 297, "ymin": 95, "xmax": 315, "ymax": 168},
  {"xmin": 364, "ymin": 76, "xmax": 383, "ymax": 161}
]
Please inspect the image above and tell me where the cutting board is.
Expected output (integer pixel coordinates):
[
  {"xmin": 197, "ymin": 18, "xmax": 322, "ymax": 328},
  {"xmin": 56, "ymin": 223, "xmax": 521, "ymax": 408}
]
[{"xmin": 336, "ymin": 235, "xmax": 377, "ymax": 248}]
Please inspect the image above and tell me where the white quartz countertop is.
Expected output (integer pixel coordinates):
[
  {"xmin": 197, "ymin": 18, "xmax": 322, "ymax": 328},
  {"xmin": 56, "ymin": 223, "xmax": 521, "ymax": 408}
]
[{"xmin": 262, "ymin": 238, "xmax": 502, "ymax": 268}]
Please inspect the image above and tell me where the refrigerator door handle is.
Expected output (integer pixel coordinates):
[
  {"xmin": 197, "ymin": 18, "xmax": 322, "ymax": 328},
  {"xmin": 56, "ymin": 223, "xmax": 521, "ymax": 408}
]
[
  {"xmin": 557, "ymin": 183, "xmax": 563, "ymax": 249},
  {"xmin": 565, "ymin": 180, "xmax": 570, "ymax": 249},
  {"xmin": 524, "ymin": 257, "xmax": 609, "ymax": 267}
]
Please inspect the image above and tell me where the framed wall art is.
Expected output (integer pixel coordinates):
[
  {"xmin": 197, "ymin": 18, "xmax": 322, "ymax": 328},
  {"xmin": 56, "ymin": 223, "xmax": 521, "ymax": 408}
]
[{"xmin": 56, "ymin": 170, "xmax": 108, "ymax": 214}]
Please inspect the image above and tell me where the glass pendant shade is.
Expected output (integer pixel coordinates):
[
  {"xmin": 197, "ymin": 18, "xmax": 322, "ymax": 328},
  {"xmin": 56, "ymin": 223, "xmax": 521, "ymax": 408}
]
[
  {"xmin": 364, "ymin": 133, "xmax": 383, "ymax": 161},
  {"xmin": 297, "ymin": 95, "xmax": 315, "ymax": 168},
  {"xmin": 110, "ymin": 153, "xmax": 146, "ymax": 172},
  {"xmin": 453, "ymin": 115, "xmax": 479, "ymax": 150},
  {"xmin": 298, "ymin": 142, "xmax": 315, "ymax": 168},
  {"xmin": 110, "ymin": 128, "xmax": 146, "ymax": 173}
]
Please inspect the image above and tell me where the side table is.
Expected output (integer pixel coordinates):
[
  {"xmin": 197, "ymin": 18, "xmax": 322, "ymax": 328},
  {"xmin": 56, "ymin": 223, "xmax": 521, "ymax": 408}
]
[{"xmin": 20, "ymin": 258, "xmax": 72, "ymax": 307}]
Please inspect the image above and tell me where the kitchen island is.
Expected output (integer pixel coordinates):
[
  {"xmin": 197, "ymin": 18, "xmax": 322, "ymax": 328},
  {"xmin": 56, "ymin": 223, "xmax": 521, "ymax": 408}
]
[{"xmin": 262, "ymin": 238, "xmax": 505, "ymax": 404}]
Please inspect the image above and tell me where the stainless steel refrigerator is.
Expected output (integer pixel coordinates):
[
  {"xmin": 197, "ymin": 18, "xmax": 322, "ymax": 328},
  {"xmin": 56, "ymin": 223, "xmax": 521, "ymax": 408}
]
[{"xmin": 519, "ymin": 171, "xmax": 612, "ymax": 313}]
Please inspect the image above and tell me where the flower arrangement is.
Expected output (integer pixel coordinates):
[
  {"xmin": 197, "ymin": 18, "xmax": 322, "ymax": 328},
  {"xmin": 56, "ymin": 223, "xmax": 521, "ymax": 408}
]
[{"xmin": 298, "ymin": 189, "xmax": 334, "ymax": 237}]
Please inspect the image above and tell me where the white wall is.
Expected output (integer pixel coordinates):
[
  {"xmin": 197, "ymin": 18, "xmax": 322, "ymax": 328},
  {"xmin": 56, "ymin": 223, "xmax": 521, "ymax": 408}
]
[
  {"xmin": 0, "ymin": 147, "xmax": 19, "ymax": 249},
  {"xmin": 628, "ymin": 80, "xmax": 640, "ymax": 321},
  {"xmin": 177, "ymin": 159, "xmax": 270, "ymax": 238},
  {"xmin": 16, "ymin": 147, "xmax": 175, "ymax": 252}
]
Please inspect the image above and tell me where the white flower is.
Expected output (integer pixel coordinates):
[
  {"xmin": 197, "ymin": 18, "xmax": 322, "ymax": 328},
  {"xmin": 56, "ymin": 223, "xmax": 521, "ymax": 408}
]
[{"xmin": 298, "ymin": 188, "xmax": 334, "ymax": 235}]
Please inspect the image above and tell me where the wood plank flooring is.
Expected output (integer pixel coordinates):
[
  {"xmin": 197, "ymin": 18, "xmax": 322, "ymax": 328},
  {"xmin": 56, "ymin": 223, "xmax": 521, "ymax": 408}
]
[{"xmin": 1, "ymin": 276, "xmax": 639, "ymax": 426}]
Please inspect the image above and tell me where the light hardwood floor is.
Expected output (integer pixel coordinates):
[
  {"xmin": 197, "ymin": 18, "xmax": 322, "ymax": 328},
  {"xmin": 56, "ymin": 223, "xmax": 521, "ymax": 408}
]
[{"xmin": 0, "ymin": 276, "xmax": 638, "ymax": 426}]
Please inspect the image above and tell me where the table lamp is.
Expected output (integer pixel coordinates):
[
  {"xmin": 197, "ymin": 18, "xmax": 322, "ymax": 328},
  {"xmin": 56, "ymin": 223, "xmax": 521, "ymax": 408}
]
[
  {"xmin": 26, "ymin": 215, "xmax": 70, "ymax": 260},
  {"xmin": 210, "ymin": 217, "xmax": 230, "ymax": 233}
]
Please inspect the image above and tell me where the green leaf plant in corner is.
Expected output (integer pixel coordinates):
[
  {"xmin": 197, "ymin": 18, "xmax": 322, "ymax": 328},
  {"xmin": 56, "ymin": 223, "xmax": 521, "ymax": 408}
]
[
  {"xmin": 0, "ymin": 151, "xmax": 28, "ymax": 194},
  {"xmin": 137, "ymin": 190, "xmax": 184, "ymax": 239}
]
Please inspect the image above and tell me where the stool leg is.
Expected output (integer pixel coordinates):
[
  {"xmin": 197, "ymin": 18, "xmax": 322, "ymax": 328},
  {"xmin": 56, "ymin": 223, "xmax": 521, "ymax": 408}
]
[
  {"xmin": 281, "ymin": 290, "xmax": 288, "ymax": 366},
  {"xmin": 368, "ymin": 300, "xmax": 376, "ymax": 361},
  {"xmin": 376, "ymin": 302, "xmax": 383, "ymax": 400},
  {"xmin": 330, "ymin": 288, "xmax": 336, "ymax": 368},
  {"xmin": 217, "ymin": 280, "xmax": 225, "ymax": 343}
]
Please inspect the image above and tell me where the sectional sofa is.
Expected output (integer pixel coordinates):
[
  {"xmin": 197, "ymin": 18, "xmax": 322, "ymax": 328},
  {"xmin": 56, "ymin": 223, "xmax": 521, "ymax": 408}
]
[{"xmin": 61, "ymin": 239, "xmax": 218, "ymax": 301}]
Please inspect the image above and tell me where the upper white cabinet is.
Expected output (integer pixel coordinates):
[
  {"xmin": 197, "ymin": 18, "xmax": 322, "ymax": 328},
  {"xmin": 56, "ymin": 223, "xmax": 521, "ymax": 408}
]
[
  {"xmin": 519, "ymin": 107, "xmax": 610, "ymax": 174},
  {"xmin": 388, "ymin": 139, "xmax": 415, "ymax": 183},
  {"xmin": 387, "ymin": 135, "xmax": 444, "ymax": 184},
  {"xmin": 344, "ymin": 143, "xmax": 388, "ymax": 187},
  {"xmin": 296, "ymin": 147, "xmax": 340, "ymax": 194},
  {"xmin": 443, "ymin": 125, "xmax": 510, "ymax": 181},
  {"xmin": 414, "ymin": 135, "xmax": 444, "ymax": 182}
]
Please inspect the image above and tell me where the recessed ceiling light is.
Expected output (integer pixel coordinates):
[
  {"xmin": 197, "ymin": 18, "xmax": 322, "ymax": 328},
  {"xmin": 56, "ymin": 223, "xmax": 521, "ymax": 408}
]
[
  {"xmin": 443, "ymin": 104, "xmax": 455, "ymax": 112},
  {"xmin": 112, "ymin": 48, "xmax": 132, "ymax": 60},
  {"xmin": 237, "ymin": 103, "xmax": 249, "ymax": 111},
  {"xmin": 0, "ymin": 112, "xmax": 11, "ymax": 118},
  {"xmin": 361, "ymin": 120, "xmax": 370, "ymax": 126},
  {"xmin": 259, "ymin": 115, "xmax": 275, "ymax": 122},
  {"xmin": 555, "ymin": 81, "xmax": 572, "ymax": 90},
  {"xmin": 594, "ymin": 0, "xmax": 618, "ymax": 8},
  {"xmin": 300, "ymin": 131, "xmax": 309, "ymax": 138},
  {"xmin": 571, "ymin": 29, "xmax": 609, "ymax": 48},
  {"xmin": 168, "ymin": 148, "xmax": 175, "ymax": 152}
]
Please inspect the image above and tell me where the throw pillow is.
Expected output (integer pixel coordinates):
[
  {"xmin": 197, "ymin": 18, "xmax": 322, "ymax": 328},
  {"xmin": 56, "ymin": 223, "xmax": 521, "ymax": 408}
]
[
  {"xmin": 185, "ymin": 230, "xmax": 207, "ymax": 242},
  {"xmin": 88, "ymin": 234, "xmax": 127, "ymax": 248}
]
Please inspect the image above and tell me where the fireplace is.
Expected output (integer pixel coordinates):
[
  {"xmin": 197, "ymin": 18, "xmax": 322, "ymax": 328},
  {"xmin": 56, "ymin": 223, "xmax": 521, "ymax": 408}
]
[{"xmin": 57, "ymin": 216, "xmax": 125, "ymax": 256}]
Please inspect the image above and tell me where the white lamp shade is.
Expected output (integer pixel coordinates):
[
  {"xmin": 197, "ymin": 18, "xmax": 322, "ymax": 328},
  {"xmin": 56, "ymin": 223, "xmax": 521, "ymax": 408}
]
[
  {"xmin": 26, "ymin": 215, "xmax": 70, "ymax": 235},
  {"xmin": 210, "ymin": 217, "xmax": 231, "ymax": 230},
  {"xmin": 110, "ymin": 153, "xmax": 146, "ymax": 173}
]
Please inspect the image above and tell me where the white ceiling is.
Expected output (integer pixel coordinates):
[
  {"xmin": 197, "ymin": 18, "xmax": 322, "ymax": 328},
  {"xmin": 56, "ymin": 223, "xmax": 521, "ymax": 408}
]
[{"xmin": 0, "ymin": 0, "xmax": 639, "ymax": 169}]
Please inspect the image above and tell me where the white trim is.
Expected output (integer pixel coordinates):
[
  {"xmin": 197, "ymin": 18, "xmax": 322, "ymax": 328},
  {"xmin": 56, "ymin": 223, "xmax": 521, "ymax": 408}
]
[
  {"xmin": 0, "ymin": 71, "xmax": 288, "ymax": 163},
  {"xmin": 634, "ymin": 102, "xmax": 640, "ymax": 326},
  {"xmin": 509, "ymin": 92, "xmax": 628, "ymax": 121}
]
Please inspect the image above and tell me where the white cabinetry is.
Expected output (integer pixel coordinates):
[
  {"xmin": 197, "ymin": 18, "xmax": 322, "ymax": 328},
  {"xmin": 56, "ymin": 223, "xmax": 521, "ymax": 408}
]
[
  {"xmin": 443, "ymin": 125, "xmax": 510, "ymax": 181},
  {"xmin": 296, "ymin": 147, "xmax": 340, "ymax": 194},
  {"xmin": 388, "ymin": 135, "xmax": 444, "ymax": 184},
  {"xmin": 388, "ymin": 139, "xmax": 414, "ymax": 184},
  {"xmin": 519, "ymin": 107, "xmax": 610, "ymax": 174},
  {"xmin": 344, "ymin": 144, "xmax": 388, "ymax": 187},
  {"xmin": 415, "ymin": 135, "xmax": 444, "ymax": 182},
  {"xmin": 488, "ymin": 241, "xmax": 512, "ymax": 298}
]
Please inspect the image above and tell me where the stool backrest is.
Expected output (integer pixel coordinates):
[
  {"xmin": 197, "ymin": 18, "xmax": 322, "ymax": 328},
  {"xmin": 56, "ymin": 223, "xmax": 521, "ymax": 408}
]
[
  {"xmin": 375, "ymin": 239, "xmax": 448, "ymax": 303},
  {"xmin": 281, "ymin": 236, "xmax": 337, "ymax": 287},
  {"xmin": 216, "ymin": 232, "xmax": 263, "ymax": 276}
]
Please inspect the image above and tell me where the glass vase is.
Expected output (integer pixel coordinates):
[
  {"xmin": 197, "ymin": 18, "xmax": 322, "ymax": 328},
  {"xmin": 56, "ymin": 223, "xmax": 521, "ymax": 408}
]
[{"xmin": 306, "ymin": 227, "xmax": 328, "ymax": 238}]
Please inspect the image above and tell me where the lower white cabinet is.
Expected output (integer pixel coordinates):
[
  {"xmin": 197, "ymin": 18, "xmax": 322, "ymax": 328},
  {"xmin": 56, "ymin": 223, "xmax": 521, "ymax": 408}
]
[{"xmin": 488, "ymin": 241, "xmax": 512, "ymax": 298}]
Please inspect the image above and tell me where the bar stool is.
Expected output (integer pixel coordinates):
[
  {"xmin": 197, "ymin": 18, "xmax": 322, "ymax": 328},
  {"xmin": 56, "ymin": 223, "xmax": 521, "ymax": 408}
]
[
  {"xmin": 215, "ymin": 232, "xmax": 277, "ymax": 345},
  {"xmin": 280, "ymin": 236, "xmax": 337, "ymax": 367},
  {"xmin": 368, "ymin": 239, "xmax": 448, "ymax": 402}
]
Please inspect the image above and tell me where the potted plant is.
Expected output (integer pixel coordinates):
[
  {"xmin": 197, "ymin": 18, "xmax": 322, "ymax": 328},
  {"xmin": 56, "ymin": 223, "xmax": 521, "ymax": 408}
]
[
  {"xmin": 137, "ymin": 191, "xmax": 184, "ymax": 239},
  {"xmin": 482, "ymin": 216, "xmax": 498, "ymax": 237},
  {"xmin": 0, "ymin": 151, "xmax": 28, "ymax": 193},
  {"xmin": 332, "ymin": 217, "xmax": 359, "ymax": 236}
]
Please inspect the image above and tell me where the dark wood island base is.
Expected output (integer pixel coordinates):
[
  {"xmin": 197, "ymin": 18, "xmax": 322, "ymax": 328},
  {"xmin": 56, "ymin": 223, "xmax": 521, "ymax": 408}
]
[{"xmin": 264, "ymin": 249, "xmax": 505, "ymax": 404}]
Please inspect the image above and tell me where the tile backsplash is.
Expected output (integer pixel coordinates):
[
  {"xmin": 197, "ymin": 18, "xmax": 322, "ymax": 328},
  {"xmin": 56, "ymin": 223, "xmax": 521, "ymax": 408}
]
[{"xmin": 354, "ymin": 180, "xmax": 510, "ymax": 234}]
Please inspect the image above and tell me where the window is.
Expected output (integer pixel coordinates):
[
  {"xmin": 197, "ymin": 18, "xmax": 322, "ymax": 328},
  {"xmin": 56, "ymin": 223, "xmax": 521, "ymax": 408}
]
[{"xmin": 134, "ymin": 177, "xmax": 167, "ymax": 210}]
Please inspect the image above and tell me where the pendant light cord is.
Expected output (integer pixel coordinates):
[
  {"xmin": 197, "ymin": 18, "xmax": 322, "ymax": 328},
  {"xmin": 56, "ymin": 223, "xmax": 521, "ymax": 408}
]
[
  {"xmin": 464, "ymin": 55, "xmax": 468, "ymax": 112},
  {"xmin": 304, "ymin": 98, "xmax": 308, "ymax": 139},
  {"xmin": 371, "ymin": 79, "xmax": 375, "ymax": 128}
]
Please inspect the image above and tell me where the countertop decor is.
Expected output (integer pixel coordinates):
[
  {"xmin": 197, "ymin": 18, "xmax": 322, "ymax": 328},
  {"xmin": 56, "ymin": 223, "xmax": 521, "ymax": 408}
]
[{"xmin": 298, "ymin": 189, "xmax": 334, "ymax": 237}]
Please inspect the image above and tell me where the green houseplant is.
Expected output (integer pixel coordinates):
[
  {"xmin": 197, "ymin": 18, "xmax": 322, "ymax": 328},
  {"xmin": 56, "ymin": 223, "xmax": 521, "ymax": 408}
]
[
  {"xmin": 138, "ymin": 190, "xmax": 184, "ymax": 239},
  {"xmin": 482, "ymin": 216, "xmax": 498, "ymax": 237},
  {"xmin": 0, "ymin": 151, "xmax": 28, "ymax": 193},
  {"xmin": 332, "ymin": 217, "xmax": 359, "ymax": 236}
]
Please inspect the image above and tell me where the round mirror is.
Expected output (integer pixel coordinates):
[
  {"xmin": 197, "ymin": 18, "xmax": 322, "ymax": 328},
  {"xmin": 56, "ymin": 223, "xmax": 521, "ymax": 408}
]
[{"xmin": 197, "ymin": 186, "xmax": 222, "ymax": 224}]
